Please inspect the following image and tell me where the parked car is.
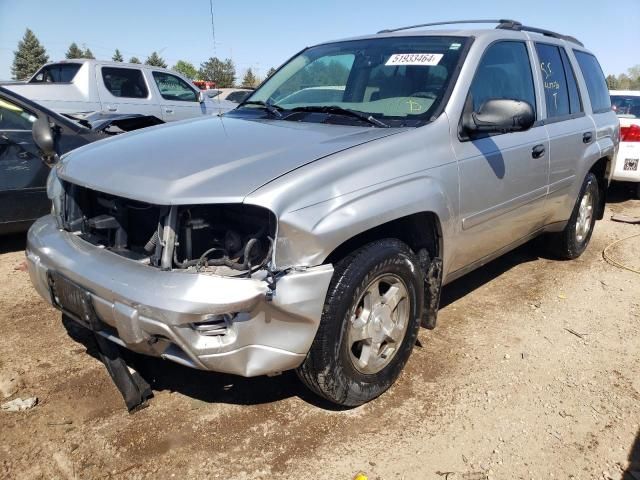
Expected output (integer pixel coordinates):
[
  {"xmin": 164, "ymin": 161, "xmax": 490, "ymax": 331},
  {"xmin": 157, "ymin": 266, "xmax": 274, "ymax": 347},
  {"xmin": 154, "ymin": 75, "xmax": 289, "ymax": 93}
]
[
  {"xmin": 211, "ymin": 88, "xmax": 254, "ymax": 103},
  {"xmin": 27, "ymin": 20, "xmax": 618, "ymax": 406},
  {"xmin": 2, "ymin": 59, "xmax": 225, "ymax": 121},
  {"xmin": 610, "ymin": 90, "xmax": 640, "ymax": 197},
  {"xmin": 0, "ymin": 86, "xmax": 163, "ymax": 235}
]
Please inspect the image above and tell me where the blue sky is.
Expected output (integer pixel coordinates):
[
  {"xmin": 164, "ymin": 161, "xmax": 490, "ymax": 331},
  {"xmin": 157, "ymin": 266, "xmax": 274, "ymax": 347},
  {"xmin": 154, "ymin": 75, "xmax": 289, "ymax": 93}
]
[{"xmin": 1, "ymin": 0, "xmax": 638, "ymax": 81}]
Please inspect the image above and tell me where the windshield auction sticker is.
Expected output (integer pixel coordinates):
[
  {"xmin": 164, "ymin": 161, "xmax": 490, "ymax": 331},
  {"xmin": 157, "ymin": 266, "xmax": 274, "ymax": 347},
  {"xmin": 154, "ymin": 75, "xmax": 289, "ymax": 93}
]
[{"xmin": 385, "ymin": 53, "xmax": 443, "ymax": 66}]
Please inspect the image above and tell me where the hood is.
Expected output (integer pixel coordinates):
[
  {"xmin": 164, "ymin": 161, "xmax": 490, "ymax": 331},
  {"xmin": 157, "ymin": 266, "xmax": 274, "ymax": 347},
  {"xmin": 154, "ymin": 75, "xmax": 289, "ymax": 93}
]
[{"xmin": 58, "ymin": 116, "xmax": 401, "ymax": 205}]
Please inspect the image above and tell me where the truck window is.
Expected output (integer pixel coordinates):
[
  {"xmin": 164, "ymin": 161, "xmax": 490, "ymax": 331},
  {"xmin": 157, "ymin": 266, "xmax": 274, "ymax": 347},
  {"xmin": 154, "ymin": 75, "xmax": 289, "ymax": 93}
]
[
  {"xmin": 573, "ymin": 51, "xmax": 611, "ymax": 113},
  {"xmin": 30, "ymin": 63, "xmax": 81, "ymax": 83},
  {"xmin": 152, "ymin": 72, "xmax": 197, "ymax": 102},
  {"xmin": 101, "ymin": 67, "xmax": 149, "ymax": 99},
  {"xmin": 469, "ymin": 41, "xmax": 536, "ymax": 115}
]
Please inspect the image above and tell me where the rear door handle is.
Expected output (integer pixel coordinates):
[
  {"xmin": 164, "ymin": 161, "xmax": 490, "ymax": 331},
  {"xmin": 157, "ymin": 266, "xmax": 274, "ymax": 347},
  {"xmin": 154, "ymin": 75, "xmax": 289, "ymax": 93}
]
[
  {"xmin": 532, "ymin": 144, "xmax": 545, "ymax": 159},
  {"xmin": 583, "ymin": 132, "xmax": 593, "ymax": 143},
  {"xmin": 164, "ymin": 108, "xmax": 174, "ymax": 114},
  {"xmin": 106, "ymin": 106, "xmax": 117, "ymax": 112}
]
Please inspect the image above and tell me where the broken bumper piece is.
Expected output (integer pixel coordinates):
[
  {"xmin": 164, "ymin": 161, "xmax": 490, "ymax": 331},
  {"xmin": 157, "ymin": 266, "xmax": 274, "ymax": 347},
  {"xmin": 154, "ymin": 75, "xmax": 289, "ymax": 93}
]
[{"xmin": 26, "ymin": 215, "xmax": 334, "ymax": 377}]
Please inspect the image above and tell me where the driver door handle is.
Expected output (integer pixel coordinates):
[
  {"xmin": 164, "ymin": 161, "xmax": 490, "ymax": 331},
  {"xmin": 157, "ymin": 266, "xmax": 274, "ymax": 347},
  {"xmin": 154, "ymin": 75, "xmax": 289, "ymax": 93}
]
[
  {"xmin": 583, "ymin": 131, "xmax": 593, "ymax": 143},
  {"xmin": 532, "ymin": 144, "xmax": 545, "ymax": 159}
]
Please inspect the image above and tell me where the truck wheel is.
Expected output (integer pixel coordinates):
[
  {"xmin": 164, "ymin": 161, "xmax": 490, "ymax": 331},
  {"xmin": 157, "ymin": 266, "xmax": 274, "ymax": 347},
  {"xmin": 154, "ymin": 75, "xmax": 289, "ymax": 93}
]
[
  {"xmin": 297, "ymin": 239, "xmax": 423, "ymax": 406},
  {"xmin": 636, "ymin": 182, "xmax": 640, "ymax": 200},
  {"xmin": 547, "ymin": 172, "xmax": 600, "ymax": 260}
]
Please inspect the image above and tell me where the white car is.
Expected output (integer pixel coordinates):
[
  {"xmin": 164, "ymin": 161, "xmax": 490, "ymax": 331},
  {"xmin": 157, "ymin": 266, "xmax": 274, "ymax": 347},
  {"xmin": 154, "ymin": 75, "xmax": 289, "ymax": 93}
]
[
  {"xmin": 3, "ymin": 59, "xmax": 227, "ymax": 121},
  {"xmin": 610, "ymin": 89, "xmax": 640, "ymax": 197}
]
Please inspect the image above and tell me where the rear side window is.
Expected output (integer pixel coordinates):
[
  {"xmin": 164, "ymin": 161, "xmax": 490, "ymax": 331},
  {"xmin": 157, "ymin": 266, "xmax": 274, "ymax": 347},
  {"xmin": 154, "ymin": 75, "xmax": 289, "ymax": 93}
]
[
  {"xmin": 152, "ymin": 72, "xmax": 197, "ymax": 102},
  {"xmin": 469, "ymin": 41, "xmax": 536, "ymax": 115},
  {"xmin": 573, "ymin": 51, "xmax": 611, "ymax": 113},
  {"xmin": 226, "ymin": 91, "xmax": 250, "ymax": 103},
  {"xmin": 101, "ymin": 67, "xmax": 149, "ymax": 99},
  {"xmin": 30, "ymin": 63, "xmax": 81, "ymax": 83},
  {"xmin": 535, "ymin": 44, "xmax": 570, "ymax": 118},
  {"xmin": 559, "ymin": 49, "xmax": 582, "ymax": 114}
]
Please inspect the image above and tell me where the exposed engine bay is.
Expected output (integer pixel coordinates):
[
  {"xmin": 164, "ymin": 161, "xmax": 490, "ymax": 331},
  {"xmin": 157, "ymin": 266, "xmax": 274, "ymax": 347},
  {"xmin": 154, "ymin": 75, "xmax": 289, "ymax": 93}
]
[{"xmin": 59, "ymin": 183, "xmax": 276, "ymax": 277}]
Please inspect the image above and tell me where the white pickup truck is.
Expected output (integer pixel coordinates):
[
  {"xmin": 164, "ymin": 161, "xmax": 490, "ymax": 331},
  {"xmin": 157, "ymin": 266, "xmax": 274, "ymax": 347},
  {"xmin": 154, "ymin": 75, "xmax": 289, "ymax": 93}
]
[{"xmin": 3, "ymin": 59, "xmax": 236, "ymax": 121}]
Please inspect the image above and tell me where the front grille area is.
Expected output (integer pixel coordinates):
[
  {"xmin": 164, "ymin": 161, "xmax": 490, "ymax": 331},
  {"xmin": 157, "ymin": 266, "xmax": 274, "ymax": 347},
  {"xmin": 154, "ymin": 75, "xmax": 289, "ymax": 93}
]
[{"xmin": 60, "ymin": 182, "xmax": 276, "ymax": 273}]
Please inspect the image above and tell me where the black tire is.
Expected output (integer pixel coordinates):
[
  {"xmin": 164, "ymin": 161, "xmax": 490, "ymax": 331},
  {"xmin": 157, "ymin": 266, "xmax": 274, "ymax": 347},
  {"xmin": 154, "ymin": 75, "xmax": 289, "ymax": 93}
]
[
  {"xmin": 547, "ymin": 172, "xmax": 600, "ymax": 260},
  {"xmin": 636, "ymin": 182, "xmax": 640, "ymax": 200},
  {"xmin": 296, "ymin": 239, "xmax": 423, "ymax": 406}
]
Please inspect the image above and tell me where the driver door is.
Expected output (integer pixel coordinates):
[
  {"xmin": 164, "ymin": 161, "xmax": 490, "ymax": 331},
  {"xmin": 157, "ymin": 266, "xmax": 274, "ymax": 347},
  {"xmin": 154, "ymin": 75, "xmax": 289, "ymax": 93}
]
[{"xmin": 450, "ymin": 40, "xmax": 550, "ymax": 272}]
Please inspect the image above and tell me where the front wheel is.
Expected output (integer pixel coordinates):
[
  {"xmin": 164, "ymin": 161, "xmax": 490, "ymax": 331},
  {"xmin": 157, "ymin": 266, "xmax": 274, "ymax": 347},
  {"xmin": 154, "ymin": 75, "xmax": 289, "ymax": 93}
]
[
  {"xmin": 297, "ymin": 239, "xmax": 423, "ymax": 406},
  {"xmin": 547, "ymin": 172, "xmax": 600, "ymax": 259}
]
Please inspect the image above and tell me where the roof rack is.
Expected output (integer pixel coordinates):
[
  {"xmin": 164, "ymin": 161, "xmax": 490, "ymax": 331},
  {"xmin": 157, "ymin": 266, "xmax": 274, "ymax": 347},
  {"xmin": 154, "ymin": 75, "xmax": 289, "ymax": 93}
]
[
  {"xmin": 377, "ymin": 19, "xmax": 584, "ymax": 46},
  {"xmin": 377, "ymin": 19, "xmax": 518, "ymax": 34}
]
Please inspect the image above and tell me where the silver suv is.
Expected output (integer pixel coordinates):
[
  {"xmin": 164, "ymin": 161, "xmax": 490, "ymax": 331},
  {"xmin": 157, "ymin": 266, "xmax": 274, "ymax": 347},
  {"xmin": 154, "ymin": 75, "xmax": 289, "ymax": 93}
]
[{"xmin": 27, "ymin": 20, "xmax": 619, "ymax": 406}]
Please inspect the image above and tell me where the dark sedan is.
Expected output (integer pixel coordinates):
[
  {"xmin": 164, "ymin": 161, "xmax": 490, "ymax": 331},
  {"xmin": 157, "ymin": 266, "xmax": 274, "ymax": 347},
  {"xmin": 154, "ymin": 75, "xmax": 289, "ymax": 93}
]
[{"xmin": 0, "ymin": 86, "xmax": 163, "ymax": 234}]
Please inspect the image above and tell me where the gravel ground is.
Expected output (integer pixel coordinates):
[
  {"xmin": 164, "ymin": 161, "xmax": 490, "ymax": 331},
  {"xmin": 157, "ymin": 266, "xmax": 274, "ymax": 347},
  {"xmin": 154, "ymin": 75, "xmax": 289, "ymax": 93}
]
[{"xmin": 0, "ymin": 184, "xmax": 639, "ymax": 480}]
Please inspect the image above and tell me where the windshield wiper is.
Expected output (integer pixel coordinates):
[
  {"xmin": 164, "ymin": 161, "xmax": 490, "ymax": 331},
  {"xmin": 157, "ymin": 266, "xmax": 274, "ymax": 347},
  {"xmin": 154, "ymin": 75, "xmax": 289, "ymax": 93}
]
[
  {"xmin": 286, "ymin": 105, "xmax": 390, "ymax": 128},
  {"xmin": 238, "ymin": 100, "xmax": 284, "ymax": 118}
]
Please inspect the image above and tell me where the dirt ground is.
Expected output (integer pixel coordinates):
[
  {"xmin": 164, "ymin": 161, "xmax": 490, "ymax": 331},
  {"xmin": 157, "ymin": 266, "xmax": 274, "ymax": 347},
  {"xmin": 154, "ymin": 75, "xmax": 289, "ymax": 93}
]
[{"xmin": 1, "ymin": 184, "xmax": 639, "ymax": 480}]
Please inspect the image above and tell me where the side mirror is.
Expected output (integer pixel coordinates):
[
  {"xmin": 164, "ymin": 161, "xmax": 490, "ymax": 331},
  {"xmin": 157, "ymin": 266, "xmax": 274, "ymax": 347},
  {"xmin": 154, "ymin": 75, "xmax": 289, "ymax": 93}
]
[
  {"xmin": 32, "ymin": 116, "xmax": 57, "ymax": 160},
  {"xmin": 463, "ymin": 99, "xmax": 535, "ymax": 135},
  {"xmin": 197, "ymin": 90, "xmax": 206, "ymax": 103}
]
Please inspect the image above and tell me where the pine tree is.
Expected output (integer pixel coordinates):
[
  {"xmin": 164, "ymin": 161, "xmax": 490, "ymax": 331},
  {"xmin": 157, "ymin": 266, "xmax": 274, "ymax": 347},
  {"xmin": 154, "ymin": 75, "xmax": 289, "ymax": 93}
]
[
  {"xmin": 145, "ymin": 51, "xmax": 167, "ymax": 68},
  {"xmin": 172, "ymin": 60, "xmax": 197, "ymax": 79},
  {"xmin": 241, "ymin": 68, "xmax": 258, "ymax": 88},
  {"xmin": 112, "ymin": 49, "xmax": 124, "ymax": 62},
  {"xmin": 129, "ymin": 56, "xmax": 141, "ymax": 64},
  {"xmin": 266, "ymin": 67, "xmax": 277, "ymax": 78},
  {"xmin": 65, "ymin": 42, "xmax": 84, "ymax": 59},
  {"xmin": 198, "ymin": 57, "xmax": 236, "ymax": 87},
  {"xmin": 11, "ymin": 28, "xmax": 49, "ymax": 80},
  {"xmin": 82, "ymin": 47, "xmax": 95, "ymax": 59}
]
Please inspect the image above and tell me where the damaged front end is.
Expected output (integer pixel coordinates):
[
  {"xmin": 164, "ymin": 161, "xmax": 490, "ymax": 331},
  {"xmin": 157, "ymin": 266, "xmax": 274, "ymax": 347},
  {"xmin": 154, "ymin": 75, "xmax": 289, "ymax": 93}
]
[
  {"xmin": 28, "ymin": 174, "xmax": 334, "ymax": 377},
  {"xmin": 58, "ymin": 182, "xmax": 276, "ymax": 278}
]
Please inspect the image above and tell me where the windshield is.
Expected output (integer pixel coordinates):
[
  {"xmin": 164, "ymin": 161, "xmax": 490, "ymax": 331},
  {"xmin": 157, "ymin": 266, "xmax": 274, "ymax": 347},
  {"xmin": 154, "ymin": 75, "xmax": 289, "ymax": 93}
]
[
  {"xmin": 611, "ymin": 94, "xmax": 640, "ymax": 118},
  {"xmin": 30, "ymin": 63, "xmax": 82, "ymax": 83},
  {"xmin": 239, "ymin": 36, "xmax": 467, "ymax": 127}
]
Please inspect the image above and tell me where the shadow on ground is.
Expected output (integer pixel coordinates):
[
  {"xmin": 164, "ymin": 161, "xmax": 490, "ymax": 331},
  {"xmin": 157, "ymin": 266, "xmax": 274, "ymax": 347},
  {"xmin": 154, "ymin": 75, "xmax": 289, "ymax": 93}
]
[
  {"xmin": 624, "ymin": 429, "xmax": 640, "ymax": 479},
  {"xmin": 0, "ymin": 233, "xmax": 26, "ymax": 254},
  {"xmin": 61, "ymin": 315, "xmax": 345, "ymax": 410}
]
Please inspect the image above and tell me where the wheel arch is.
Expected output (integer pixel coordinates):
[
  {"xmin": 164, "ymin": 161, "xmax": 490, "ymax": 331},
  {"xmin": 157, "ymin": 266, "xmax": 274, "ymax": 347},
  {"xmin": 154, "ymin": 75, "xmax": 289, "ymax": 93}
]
[
  {"xmin": 324, "ymin": 211, "xmax": 442, "ymax": 266},
  {"xmin": 588, "ymin": 156, "xmax": 611, "ymax": 220}
]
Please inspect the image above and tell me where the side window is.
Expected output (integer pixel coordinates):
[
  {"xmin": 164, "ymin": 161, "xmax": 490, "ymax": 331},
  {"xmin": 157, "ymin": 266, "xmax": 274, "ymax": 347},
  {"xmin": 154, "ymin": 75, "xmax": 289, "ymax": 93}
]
[
  {"xmin": 102, "ymin": 67, "xmax": 149, "ymax": 99},
  {"xmin": 0, "ymin": 98, "xmax": 37, "ymax": 130},
  {"xmin": 30, "ymin": 63, "xmax": 81, "ymax": 83},
  {"xmin": 152, "ymin": 72, "xmax": 198, "ymax": 102},
  {"xmin": 535, "ymin": 44, "xmax": 570, "ymax": 118},
  {"xmin": 573, "ymin": 51, "xmax": 611, "ymax": 113},
  {"xmin": 469, "ymin": 41, "xmax": 536, "ymax": 115},
  {"xmin": 559, "ymin": 49, "xmax": 582, "ymax": 114}
]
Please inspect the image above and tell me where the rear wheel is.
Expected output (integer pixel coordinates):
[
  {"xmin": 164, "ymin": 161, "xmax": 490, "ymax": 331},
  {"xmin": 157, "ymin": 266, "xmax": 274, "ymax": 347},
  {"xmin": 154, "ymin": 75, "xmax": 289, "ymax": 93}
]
[
  {"xmin": 297, "ymin": 239, "xmax": 423, "ymax": 406},
  {"xmin": 547, "ymin": 172, "xmax": 599, "ymax": 259}
]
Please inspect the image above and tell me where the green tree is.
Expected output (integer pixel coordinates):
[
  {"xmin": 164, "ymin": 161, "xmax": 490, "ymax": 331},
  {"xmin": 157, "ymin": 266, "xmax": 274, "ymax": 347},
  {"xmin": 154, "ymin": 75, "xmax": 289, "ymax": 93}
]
[
  {"xmin": 616, "ymin": 74, "xmax": 632, "ymax": 90},
  {"xmin": 605, "ymin": 74, "xmax": 618, "ymax": 90},
  {"xmin": 65, "ymin": 42, "xmax": 84, "ymax": 59},
  {"xmin": 265, "ymin": 67, "xmax": 277, "ymax": 78},
  {"xmin": 198, "ymin": 57, "xmax": 235, "ymax": 87},
  {"xmin": 112, "ymin": 49, "xmax": 124, "ymax": 62},
  {"xmin": 172, "ymin": 60, "xmax": 197, "ymax": 79},
  {"xmin": 82, "ymin": 47, "xmax": 95, "ymax": 59},
  {"xmin": 241, "ymin": 68, "xmax": 259, "ymax": 88},
  {"xmin": 145, "ymin": 51, "xmax": 167, "ymax": 68},
  {"xmin": 11, "ymin": 28, "xmax": 49, "ymax": 80},
  {"xmin": 129, "ymin": 56, "xmax": 141, "ymax": 64}
]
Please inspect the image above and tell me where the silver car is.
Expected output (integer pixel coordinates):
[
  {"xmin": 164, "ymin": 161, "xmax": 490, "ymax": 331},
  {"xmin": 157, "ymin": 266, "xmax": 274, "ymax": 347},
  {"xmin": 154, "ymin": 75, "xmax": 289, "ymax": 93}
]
[{"xmin": 26, "ymin": 20, "xmax": 618, "ymax": 406}]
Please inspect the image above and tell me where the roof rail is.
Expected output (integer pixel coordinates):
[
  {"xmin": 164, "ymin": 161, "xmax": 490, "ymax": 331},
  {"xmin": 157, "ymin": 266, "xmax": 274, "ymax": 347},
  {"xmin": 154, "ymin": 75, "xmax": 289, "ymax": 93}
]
[
  {"xmin": 377, "ymin": 18, "xmax": 583, "ymax": 47},
  {"xmin": 377, "ymin": 19, "xmax": 519, "ymax": 34},
  {"xmin": 496, "ymin": 22, "xmax": 584, "ymax": 46}
]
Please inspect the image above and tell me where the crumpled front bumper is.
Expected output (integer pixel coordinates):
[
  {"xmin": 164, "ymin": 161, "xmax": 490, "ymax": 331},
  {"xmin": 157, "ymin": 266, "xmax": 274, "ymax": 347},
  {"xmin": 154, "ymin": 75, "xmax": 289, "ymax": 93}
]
[{"xmin": 26, "ymin": 215, "xmax": 334, "ymax": 377}]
